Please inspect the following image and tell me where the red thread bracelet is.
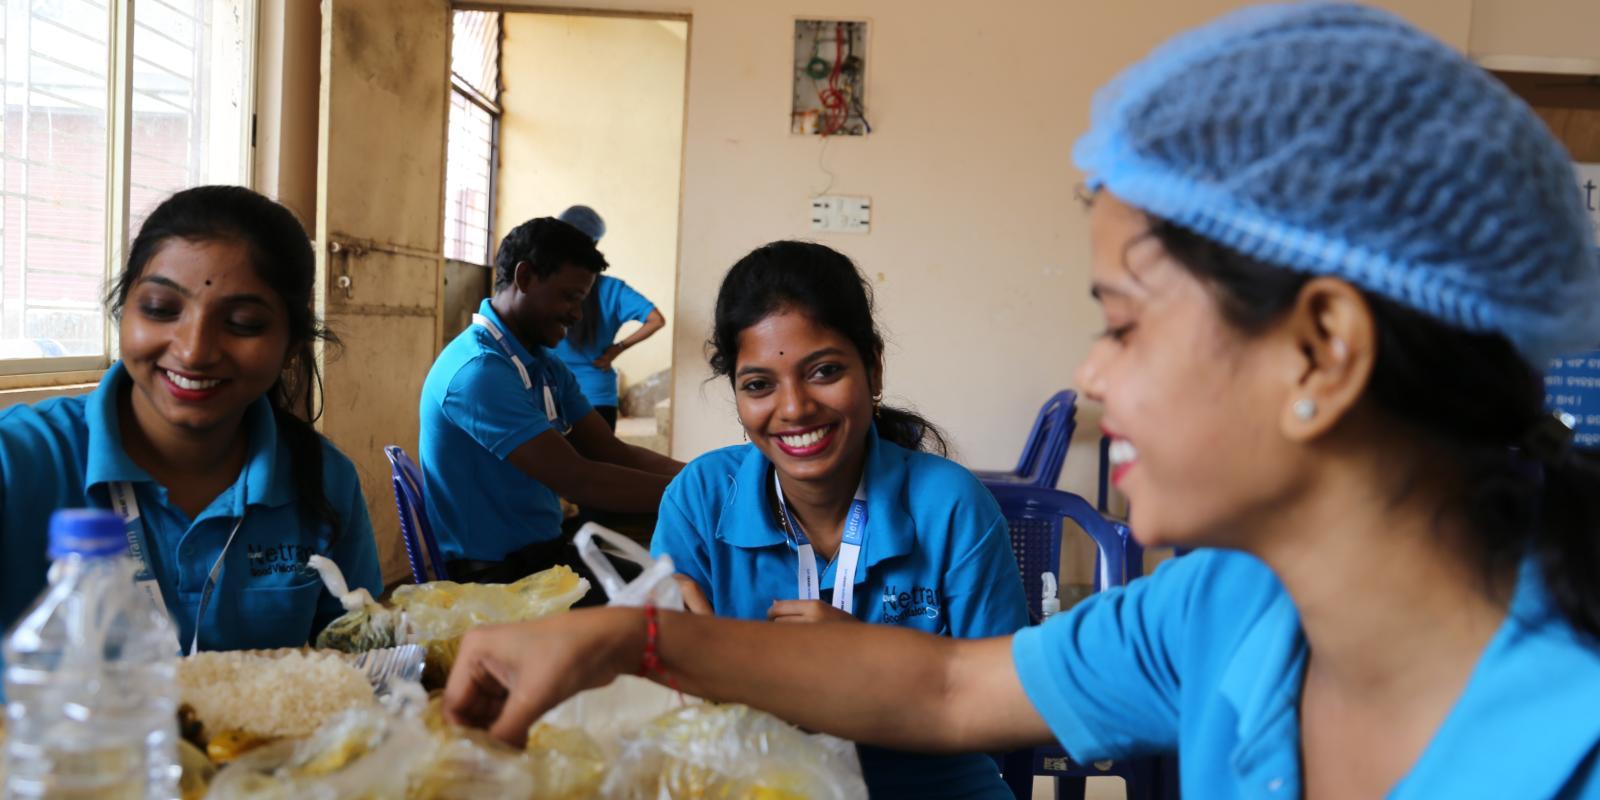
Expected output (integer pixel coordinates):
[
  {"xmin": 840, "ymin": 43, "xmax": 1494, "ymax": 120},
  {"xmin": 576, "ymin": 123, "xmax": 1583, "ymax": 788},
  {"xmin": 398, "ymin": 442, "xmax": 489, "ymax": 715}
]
[{"xmin": 639, "ymin": 604, "xmax": 682, "ymax": 695}]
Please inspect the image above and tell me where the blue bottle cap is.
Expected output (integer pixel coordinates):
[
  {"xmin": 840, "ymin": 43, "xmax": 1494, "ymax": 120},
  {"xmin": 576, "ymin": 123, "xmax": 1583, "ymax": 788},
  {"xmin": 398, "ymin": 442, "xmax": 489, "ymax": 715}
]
[{"xmin": 48, "ymin": 509, "xmax": 129, "ymax": 559}]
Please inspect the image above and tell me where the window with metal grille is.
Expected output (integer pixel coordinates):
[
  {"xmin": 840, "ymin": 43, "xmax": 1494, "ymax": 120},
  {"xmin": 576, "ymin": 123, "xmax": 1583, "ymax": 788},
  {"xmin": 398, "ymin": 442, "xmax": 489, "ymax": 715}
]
[
  {"xmin": 443, "ymin": 10, "xmax": 499, "ymax": 266},
  {"xmin": 0, "ymin": 0, "xmax": 253, "ymax": 374}
]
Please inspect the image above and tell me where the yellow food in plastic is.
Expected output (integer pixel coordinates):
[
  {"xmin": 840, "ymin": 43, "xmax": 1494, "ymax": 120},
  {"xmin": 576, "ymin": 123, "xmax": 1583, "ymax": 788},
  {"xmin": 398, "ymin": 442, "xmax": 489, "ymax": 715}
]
[
  {"xmin": 524, "ymin": 723, "xmax": 607, "ymax": 800},
  {"xmin": 178, "ymin": 739, "xmax": 215, "ymax": 800},
  {"xmin": 298, "ymin": 734, "xmax": 371, "ymax": 778},
  {"xmin": 317, "ymin": 566, "xmax": 589, "ymax": 687},
  {"xmin": 205, "ymin": 729, "xmax": 273, "ymax": 764}
]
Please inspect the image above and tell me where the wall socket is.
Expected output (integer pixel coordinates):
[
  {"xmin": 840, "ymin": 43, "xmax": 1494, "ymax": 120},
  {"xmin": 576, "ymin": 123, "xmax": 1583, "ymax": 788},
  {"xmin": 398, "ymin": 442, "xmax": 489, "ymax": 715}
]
[{"xmin": 810, "ymin": 194, "xmax": 871, "ymax": 234}]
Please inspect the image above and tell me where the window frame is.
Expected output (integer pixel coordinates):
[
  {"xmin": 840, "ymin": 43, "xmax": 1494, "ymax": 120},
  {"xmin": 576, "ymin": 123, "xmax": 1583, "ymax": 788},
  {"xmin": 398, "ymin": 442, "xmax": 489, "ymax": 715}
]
[
  {"xmin": 443, "ymin": 10, "xmax": 501, "ymax": 268},
  {"xmin": 0, "ymin": 0, "xmax": 260, "ymax": 389}
]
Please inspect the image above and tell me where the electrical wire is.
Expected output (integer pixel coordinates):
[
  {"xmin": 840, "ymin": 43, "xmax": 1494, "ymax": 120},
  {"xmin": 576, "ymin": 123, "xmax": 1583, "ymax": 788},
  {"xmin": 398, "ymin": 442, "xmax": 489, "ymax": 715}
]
[{"xmin": 817, "ymin": 22, "xmax": 850, "ymax": 136}]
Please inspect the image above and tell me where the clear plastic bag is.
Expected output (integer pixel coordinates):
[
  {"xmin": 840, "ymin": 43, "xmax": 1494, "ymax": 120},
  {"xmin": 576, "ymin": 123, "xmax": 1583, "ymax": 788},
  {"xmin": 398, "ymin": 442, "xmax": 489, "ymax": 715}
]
[
  {"xmin": 559, "ymin": 525, "xmax": 867, "ymax": 800},
  {"xmin": 603, "ymin": 704, "xmax": 869, "ymax": 800},
  {"xmin": 573, "ymin": 522, "xmax": 682, "ymax": 610},
  {"xmin": 310, "ymin": 556, "xmax": 590, "ymax": 684},
  {"xmin": 204, "ymin": 706, "xmax": 431, "ymax": 800}
]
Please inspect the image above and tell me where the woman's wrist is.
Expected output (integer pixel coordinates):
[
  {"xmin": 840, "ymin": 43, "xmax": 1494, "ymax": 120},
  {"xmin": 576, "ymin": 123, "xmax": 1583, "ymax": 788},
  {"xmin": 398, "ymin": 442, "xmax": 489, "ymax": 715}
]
[{"xmin": 602, "ymin": 605, "xmax": 650, "ymax": 678}]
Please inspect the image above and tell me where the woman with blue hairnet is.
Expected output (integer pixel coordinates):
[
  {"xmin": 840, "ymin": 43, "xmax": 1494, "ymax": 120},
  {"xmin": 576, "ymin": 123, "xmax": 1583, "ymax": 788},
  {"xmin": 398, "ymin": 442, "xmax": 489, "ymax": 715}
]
[
  {"xmin": 551, "ymin": 205, "xmax": 667, "ymax": 430},
  {"xmin": 442, "ymin": 5, "xmax": 1600, "ymax": 796}
]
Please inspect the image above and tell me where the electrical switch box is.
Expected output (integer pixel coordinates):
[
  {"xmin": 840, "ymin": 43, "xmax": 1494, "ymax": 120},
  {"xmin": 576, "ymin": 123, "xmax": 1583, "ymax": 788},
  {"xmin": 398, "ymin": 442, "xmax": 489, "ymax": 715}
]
[
  {"xmin": 810, "ymin": 195, "xmax": 871, "ymax": 234},
  {"xmin": 792, "ymin": 20, "xmax": 869, "ymax": 136}
]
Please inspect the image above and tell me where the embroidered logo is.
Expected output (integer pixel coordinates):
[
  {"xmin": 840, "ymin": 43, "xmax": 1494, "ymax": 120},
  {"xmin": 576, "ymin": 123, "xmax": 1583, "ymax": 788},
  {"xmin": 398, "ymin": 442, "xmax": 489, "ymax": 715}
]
[
  {"xmin": 881, "ymin": 584, "xmax": 940, "ymax": 623},
  {"xmin": 246, "ymin": 543, "xmax": 316, "ymax": 578}
]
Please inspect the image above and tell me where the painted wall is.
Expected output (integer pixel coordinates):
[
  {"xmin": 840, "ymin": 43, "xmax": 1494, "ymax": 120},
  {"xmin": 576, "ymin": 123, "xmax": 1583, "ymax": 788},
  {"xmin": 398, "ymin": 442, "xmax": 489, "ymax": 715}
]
[
  {"xmin": 495, "ymin": 14, "xmax": 687, "ymax": 397},
  {"xmin": 486, "ymin": 0, "xmax": 1472, "ymax": 506},
  {"xmin": 1470, "ymin": 0, "xmax": 1600, "ymax": 66}
]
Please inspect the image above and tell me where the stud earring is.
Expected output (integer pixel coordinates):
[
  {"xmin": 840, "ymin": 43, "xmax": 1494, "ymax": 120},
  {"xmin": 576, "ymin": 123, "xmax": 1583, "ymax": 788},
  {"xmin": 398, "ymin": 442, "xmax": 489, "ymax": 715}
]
[{"xmin": 1292, "ymin": 398, "xmax": 1317, "ymax": 421}]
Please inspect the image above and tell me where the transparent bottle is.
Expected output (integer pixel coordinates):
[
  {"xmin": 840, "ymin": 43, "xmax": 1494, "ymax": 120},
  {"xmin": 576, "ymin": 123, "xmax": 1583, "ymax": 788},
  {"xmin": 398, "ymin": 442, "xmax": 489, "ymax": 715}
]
[{"xmin": 4, "ymin": 509, "xmax": 181, "ymax": 799}]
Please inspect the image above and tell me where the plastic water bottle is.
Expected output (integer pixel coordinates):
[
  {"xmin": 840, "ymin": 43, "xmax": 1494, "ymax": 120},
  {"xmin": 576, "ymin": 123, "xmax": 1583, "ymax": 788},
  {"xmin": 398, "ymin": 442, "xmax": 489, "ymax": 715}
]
[
  {"xmin": 4, "ymin": 510, "xmax": 181, "ymax": 799},
  {"xmin": 1040, "ymin": 572, "xmax": 1061, "ymax": 621}
]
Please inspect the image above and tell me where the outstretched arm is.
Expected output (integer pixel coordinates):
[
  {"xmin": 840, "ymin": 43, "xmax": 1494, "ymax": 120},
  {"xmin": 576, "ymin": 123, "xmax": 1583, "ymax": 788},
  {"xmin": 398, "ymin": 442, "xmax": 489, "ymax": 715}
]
[{"xmin": 443, "ymin": 606, "xmax": 1053, "ymax": 752}]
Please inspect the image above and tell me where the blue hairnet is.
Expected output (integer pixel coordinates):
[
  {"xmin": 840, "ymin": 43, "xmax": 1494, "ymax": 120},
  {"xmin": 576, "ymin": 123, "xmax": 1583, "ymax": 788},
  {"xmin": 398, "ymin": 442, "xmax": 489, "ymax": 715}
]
[
  {"xmin": 1075, "ymin": 2, "xmax": 1600, "ymax": 365},
  {"xmin": 558, "ymin": 205, "xmax": 606, "ymax": 242}
]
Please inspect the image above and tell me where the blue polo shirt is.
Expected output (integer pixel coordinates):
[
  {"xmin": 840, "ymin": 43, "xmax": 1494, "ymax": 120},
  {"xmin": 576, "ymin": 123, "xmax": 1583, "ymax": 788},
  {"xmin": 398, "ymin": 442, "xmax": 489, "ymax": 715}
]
[
  {"xmin": 652, "ymin": 427, "xmax": 1029, "ymax": 800},
  {"xmin": 552, "ymin": 275, "xmax": 657, "ymax": 407},
  {"xmin": 1013, "ymin": 548, "xmax": 1600, "ymax": 798},
  {"xmin": 420, "ymin": 299, "xmax": 593, "ymax": 562},
  {"xmin": 0, "ymin": 363, "xmax": 382, "ymax": 663}
]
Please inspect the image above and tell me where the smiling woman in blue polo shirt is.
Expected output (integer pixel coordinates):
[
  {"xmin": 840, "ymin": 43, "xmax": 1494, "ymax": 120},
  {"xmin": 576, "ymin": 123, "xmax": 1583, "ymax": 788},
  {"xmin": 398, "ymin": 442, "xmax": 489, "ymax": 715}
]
[
  {"xmin": 0, "ymin": 186, "xmax": 381, "ymax": 659},
  {"xmin": 445, "ymin": 6, "xmax": 1600, "ymax": 798},
  {"xmin": 649, "ymin": 241, "xmax": 1029, "ymax": 799}
]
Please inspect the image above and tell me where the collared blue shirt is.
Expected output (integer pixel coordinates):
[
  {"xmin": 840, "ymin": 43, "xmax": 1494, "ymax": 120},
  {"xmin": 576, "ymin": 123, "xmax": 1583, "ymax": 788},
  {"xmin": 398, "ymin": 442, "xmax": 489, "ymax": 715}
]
[
  {"xmin": 1013, "ymin": 548, "xmax": 1600, "ymax": 798},
  {"xmin": 420, "ymin": 298, "xmax": 593, "ymax": 562},
  {"xmin": 552, "ymin": 275, "xmax": 656, "ymax": 407},
  {"xmin": 0, "ymin": 363, "xmax": 382, "ymax": 664},
  {"xmin": 652, "ymin": 427, "xmax": 1029, "ymax": 800}
]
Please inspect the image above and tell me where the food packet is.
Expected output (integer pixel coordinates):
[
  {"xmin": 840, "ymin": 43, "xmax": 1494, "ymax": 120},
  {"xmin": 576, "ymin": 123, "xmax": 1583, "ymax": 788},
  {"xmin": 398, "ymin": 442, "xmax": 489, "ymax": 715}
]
[
  {"xmin": 308, "ymin": 556, "xmax": 399, "ymax": 653},
  {"xmin": 602, "ymin": 704, "xmax": 868, "ymax": 800},
  {"xmin": 310, "ymin": 556, "xmax": 589, "ymax": 684},
  {"xmin": 204, "ymin": 706, "xmax": 429, "ymax": 800}
]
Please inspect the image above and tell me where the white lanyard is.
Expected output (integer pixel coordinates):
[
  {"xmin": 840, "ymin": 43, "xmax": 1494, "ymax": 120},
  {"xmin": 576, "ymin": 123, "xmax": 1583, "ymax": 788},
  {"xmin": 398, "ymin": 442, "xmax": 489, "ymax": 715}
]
[
  {"xmin": 473, "ymin": 313, "xmax": 567, "ymax": 433},
  {"xmin": 773, "ymin": 470, "xmax": 869, "ymax": 614},
  {"xmin": 108, "ymin": 480, "xmax": 166, "ymax": 611},
  {"xmin": 109, "ymin": 481, "xmax": 244, "ymax": 656}
]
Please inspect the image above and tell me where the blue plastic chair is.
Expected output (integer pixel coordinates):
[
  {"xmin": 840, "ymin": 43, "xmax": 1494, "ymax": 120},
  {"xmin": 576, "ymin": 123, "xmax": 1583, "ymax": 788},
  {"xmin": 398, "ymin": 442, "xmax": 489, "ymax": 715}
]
[
  {"xmin": 974, "ymin": 390, "xmax": 1078, "ymax": 488},
  {"xmin": 985, "ymin": 483, "xmax": 1163, "ymax": 800},
  {"xmin": 384, "ymin": 445, "xmax": 449, "ymax": 583}
]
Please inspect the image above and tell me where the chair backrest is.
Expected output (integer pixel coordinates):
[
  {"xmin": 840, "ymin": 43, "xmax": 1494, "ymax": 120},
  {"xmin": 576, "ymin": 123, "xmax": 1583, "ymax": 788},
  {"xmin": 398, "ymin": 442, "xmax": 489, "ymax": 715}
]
[
  {"xmin": 986, "ymin": 482, "xmax": 1134, "ymax": 623},
  {"xmin": 384, "ymin": 445, "xmax": 449, "ymax": 583},
  {"xmin": 1012, "ymin": 390, "xmax": 1078, "ymax": 488}
]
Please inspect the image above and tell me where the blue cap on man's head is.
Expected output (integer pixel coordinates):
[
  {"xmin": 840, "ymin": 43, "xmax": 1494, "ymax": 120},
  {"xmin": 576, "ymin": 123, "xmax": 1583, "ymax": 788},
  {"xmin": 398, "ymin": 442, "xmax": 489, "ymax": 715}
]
[{"xmin": 558, "ymin": 205, "xmax": 606, "ymax": 243}]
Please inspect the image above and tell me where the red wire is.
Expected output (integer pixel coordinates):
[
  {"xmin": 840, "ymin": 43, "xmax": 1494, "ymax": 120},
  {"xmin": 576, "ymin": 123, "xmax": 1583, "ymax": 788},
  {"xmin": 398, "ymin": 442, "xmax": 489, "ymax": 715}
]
[{"xmin": 817, "ymin": 23, "xmax": 849, "ymax": 136}]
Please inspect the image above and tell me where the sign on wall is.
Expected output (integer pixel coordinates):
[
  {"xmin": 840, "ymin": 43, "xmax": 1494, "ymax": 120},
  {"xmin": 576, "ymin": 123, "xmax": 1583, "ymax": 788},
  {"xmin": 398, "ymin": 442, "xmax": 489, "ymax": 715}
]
[{"xmin": 1543, "ymin": 163, "xmax": 1600, "ymax": 449}]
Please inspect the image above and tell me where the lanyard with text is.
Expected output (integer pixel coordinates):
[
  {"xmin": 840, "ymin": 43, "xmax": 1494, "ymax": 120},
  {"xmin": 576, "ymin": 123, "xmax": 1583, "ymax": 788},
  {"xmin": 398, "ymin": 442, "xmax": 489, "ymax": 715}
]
[
  {"xmin": 107, "ymin": 481, "xmax": 167, "ymax": 612},
  {"xmin": 108, "ymin": 481, "xmax": 244, "ymax": 656},
  {"xmin": 773, "ymin": 470, "xmax": 869, "ymax": 614},
  {"xmin": 472, "ymin": 313, "xmax": 568, "ymax": 433}
]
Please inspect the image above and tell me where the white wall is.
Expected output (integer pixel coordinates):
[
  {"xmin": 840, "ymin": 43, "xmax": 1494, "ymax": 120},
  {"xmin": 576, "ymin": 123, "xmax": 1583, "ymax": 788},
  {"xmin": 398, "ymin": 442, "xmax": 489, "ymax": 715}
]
[
  {"xmin": 488, "ymin": 0, "xmax": 1472, "ymax": 502},
  {"xmin": 496, "ymin": 14, "xmax": 687, "ymax": 395}
]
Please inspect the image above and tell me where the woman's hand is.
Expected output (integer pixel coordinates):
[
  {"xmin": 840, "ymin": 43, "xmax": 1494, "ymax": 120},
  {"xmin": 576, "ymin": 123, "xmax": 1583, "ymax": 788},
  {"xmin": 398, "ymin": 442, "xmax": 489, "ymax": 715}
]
[
  {"xmin": 767, "ymin": 599, "xmax": 858, "ymax": 624},
  {"xmin": 592, "ymin": 344, "xmax": 626, "ymax": 371},
  {"xmin": 674, "ymin": 575, "xmax": 713, "ymax": 615},
  {"xmin": 443, "ymin": 607, "xmax": 643, "ymax": 747}
]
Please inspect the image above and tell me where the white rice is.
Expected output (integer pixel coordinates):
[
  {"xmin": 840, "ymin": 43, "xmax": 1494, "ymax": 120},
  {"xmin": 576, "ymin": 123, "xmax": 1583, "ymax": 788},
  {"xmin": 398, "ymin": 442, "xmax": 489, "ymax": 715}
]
[{"xmin": 178, "ymin": 649, "xmax": 375, "ymax": 739}]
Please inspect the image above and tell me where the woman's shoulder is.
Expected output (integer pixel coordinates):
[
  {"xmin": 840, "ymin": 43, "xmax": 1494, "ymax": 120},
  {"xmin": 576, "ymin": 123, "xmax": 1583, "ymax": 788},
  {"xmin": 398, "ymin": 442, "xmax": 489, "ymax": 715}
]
[
  {"xmin": 0, "ymin": 393, "xmax": 92, "ymax": 461},
  {"xmin": 893, "ymin": 446, "xmax": 995, "ymax": 506},
  {"xmin": 672, "ymin": 444, "xmax": 754, "ymax": 494}
]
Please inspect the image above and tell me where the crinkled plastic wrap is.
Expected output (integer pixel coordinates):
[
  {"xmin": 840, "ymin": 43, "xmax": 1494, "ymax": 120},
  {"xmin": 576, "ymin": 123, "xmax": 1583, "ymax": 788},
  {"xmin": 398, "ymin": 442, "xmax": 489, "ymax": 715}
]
[
  {"xmin": 421, "ymin": 697, "xmax": 606, "ymax": 800},
  {"xmin": 205, "ymin": 698, "xmax": 586, "ymax": 799},
  {"xmin": 601, "ymin": 704, "xmax": 868, "ymax": 800},
  {"xmin": 204, "ymin": 706, "xmax": 430, "ymax": 800},
  {"xmin": 310, "ymin": 556, "xmax": 589, "ymax": 684}
]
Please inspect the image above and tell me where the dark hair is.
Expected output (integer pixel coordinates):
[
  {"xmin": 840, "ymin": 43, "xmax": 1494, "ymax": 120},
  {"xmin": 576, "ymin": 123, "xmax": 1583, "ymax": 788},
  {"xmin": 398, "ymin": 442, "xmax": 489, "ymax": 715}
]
[
  {"xmin": 568, "ymin": 279, "xmax": 605, "ymax": 349},
  {"xmin": 108, "ymin": 186, "xmax": 343, "ymax": 542},
  {"xmin": 709, "ymin": 241, "xmax": 947, "ymax": 456},
  {"xmin": 493, "ymin": 217, "xmax": 608, "ymax": 292},
  {"xmin": 1150, "ymin": 218, "xmax": 1600, "ymax": 641}
]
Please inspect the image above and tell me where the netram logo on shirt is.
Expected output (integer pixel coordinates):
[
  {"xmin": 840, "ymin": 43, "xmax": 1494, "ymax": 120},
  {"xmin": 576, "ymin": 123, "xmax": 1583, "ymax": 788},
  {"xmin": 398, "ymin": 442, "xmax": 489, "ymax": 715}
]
[
  {"xmin": 881, "ymin": 584, "xmax": 940, "ymax": 623},
  {"xmin": 247, "ymin": 543, "xmax": 316, "ymax": 578}
]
